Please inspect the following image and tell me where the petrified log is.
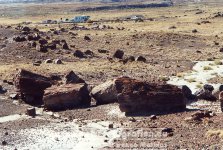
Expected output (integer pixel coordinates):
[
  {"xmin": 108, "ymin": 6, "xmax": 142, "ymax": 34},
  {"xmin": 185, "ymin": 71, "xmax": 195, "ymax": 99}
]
[
  {"xmin": 43, "ymin": 84, "xmax": 91, "ymax": 110},
  {"xmin": 115, "ymin": 77, "xmax": 186, "ymax": 113},
  {"xmin": 14, "ymin": 69, "xmax": 52, "ymax": 105},
  {"xmin": 91, "ymin": 79, "xmax": 117, "ymax": 105}
]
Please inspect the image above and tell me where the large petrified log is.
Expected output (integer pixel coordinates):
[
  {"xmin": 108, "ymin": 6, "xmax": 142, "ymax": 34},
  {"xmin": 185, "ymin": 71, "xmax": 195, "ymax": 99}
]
[
  {"xmin": 91, "ymin": 79, "xmax": 118, "ymax": 105},
  {"xmin": 43, "ymin": 84, "xmax": 91, "ymax": 110},
  {"xmin": 14, "ymin": 69, "xmax": 52, "ymax": 105},
  {"xmin": 115, "ymin": 77, "xmax": 186, "ymax": 113}
]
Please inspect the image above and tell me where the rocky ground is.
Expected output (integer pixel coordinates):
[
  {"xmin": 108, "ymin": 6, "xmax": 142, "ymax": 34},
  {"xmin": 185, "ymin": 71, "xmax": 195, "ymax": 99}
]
[{"xmin": 1, "ymin": 2, "xmax": 223, "ymax": 150}]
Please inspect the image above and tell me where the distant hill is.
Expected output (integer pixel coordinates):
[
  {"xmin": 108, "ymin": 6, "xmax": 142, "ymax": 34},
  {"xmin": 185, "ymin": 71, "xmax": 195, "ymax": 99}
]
[{"xmin": 0, "ymin": 0, "xmax": 168, "ymax": 4}]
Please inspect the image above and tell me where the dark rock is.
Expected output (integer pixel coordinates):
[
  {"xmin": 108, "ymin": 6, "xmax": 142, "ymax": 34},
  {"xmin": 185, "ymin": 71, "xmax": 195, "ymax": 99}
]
[
  {"xmin": 108, "ymin": 123, "xmax": 113, "ymax": 129},
  {"xmin": 177, "ymin": 85, "xmax": 196, "ymax": 101},
  {"xmin": 26, "ymin": 107, "xmax": 36, "ymax": 117},
  {"xmin": 150, "ymin": 115, "xmax": 157, "ymax": 120},
  {"xmin": 136, "ymin": 56, "xmax": 146, "ymax": 62},
  {"xmin": 84, "ymin": 35, "xmax": 91, "ymax": 41},
  {"xmin": 39, "ymin": 39, "xmax": 48, "ymax": 45},
  {"xmin": 29, "ymin": 41, "xmax": 37, "ymax": 47},
  {"xmin": 115, "ymin": 77, "xmax": 186, "ymax": 113},
  {"xmin": 194, "ymin": 84, "xmax": 216, "ymax": 101},
  {"xmin": 36, "ymin": 45, "xmax": 48, "ymax": 52},
  {"xmin": 73, "ymin": 50, "xmax": 85, "ymax": 58},
  {"xmin": 52, "ymin": 39, "xmax": 60, "ymax": 45},
  {"xmin": 98, "ymin": 49, "xmax": 109, "ymax": 54},
  {"xmin": 14, "ymin": 69, "xmax": 52, "ymax": 105},
  {"xmin": 0, "ymin": 85, "xmax": 7, "ymax": 94},
  {"xmin": 219, "ymin": 91, "xmax": 223, "ymax": 112},
  {"xmin": 13, "ymin": 36, "xmax": 26, "ymax": 42},
  {"xmin": 84, "ymin": 50, "xmax": 94, "ymax": 57},
  {"xmin": 123, "ymin": 56, "xmax": 135, "ymax": 64},
  {"xmin": 63, "ymin": 71, "xmax": 85, "ymax": 84},
  {"xmin": 47, "ymin": 43, "xmax": 57, "ymax": 50},
  {"xmin": 54, "ymin": 59, "xmax": 62, "ymax": 64},
  {"xmin": 22, "ymin": 26, "xmax": 31, "ymax": 32},
  {"xmin": 192, "ymin": 29, "xmax": 198, "ymax": 33},
  {"xmin": 113, "ymin": 49, "xmax": 124, "ymax": 59},
  {"xmin": 186, "ymin": 110, "xmax": 212, "ymax": 121},
  {"xmin": 45, "ymin": 59, "xmax": 53, "ymax": 63},
  {"xmin": 91, "ymin": 79, "xmax": 117, "ymax": 105},
  {"xmin": 62, "ymin": 42, "xmax": 69, "ymax": 50},
  {"xmin": 33, "ymin": 60, "xmax": 41, "ymax": 66},
  {"xmin": 43, "ymin": 84, "xmax": 91, "ymax": 110},
  {"xmin": 27, "ymin": 34, "xmax": 40, "ymax": 41},
  {"xmin": 2, "ymin": 140, "xmax": 7, "ymax": 146}
]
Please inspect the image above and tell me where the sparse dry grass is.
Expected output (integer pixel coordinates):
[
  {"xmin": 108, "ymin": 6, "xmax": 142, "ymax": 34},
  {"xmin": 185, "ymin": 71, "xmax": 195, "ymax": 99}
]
[{"xmin": 206, "ymin": 129, "xmax": 223, "ymax": 139}]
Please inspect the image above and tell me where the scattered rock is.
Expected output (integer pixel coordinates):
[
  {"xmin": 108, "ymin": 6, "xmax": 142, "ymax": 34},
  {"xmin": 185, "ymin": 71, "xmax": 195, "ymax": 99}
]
[
  {"xmin": 91, "ymin": 79, "xmax": 117, "ymax": 105},
  {"xmin": 192, "ymin": 29, "xmax": 198, "ymax": 33},
  {"xmin": 39, "ymin": 39, "xmax": 48, "ymax": 45},
  {"xmin": 63, "ymin": 71, "xmax": 85, "ymax": 84},
  {"xmin": 62, "ymin": 42, "xmax": 69, "ymax": 50},
  {"xmin": 185, "ymin": 110, "xmax": 212, "ymax": 122},
  {"xmin": 36, "ymin": 44, "xmax": 48, "ymax": 52},
  {"xmin": 98, "ymin": 49, "xmax": 109, "ymax": 54},
  {"xmin": 73, "ymin": 50, "xmax": 85, "ymax": 58},
  {"xmin": 13, "ymin": 36, "xmax": 26, "ymax": 42},
  {"xmin": 219, "ymin": 91, "xmax": 223, "ymax": 112},
  {"xmin": 14, "ymin": 69, "xmax": 52, "ymax": 105},
  {"xmin": 26, "ymin": 107, "xmax": 36, "ymax": 117},
  {"xmin": 177, "ymin": 85, "xmax": 196, "ymax": 102},
  {"xmin": 150, "ymin": 115, "xmax": 157, "ymax": 120},
  {"xmin": 194, "ymin": 84, "xmax": 216, "ymax": 101},
  {"xmin": 47, "ymin": 43, "xmax": 57, "ymax": 50},
  {"xmin": 54, "ymin": 59, "xmax": 62, "ymax": 64},
  {"xmin": 84, "ymin": 35, "xmax": 91, "ymax": 41},
  {"xmin": 22, "ymin": 26, "xmax": 31, "ymax": 32},
  {"xmin": 84, "ymin": 50, "xmax": 94, "ymax": 57},
  {"xmin": 0, "ymin": 85, "xmax": 7, "ymax": 94},
  {"xmin": 45, "ymin": 59, "xmax": 53, "ymax": 63},
  {"xmin": 9, "ymin": 93, "xmax": 19, "ymax": 99},
  {"xmin": 113, "ymin": 49, "xmax": 124, "ymax": 59},
  {"xmin": 43, "ymin": 84, "xmax": 91, "ymax": 110},
  {"xmin": 136, "ymin": 56, "xmax": 146, "ymax": 62},
  {"xmin": 2, "ymin": 140, "xmax": 7, "ymax": 146},
  {"xmin": 108, "ymin": 123, "xmax": 114, "ymax": 129},
  {"xmin": 115, "ymin": 77, "xmax": 186, "ymax": 113}
]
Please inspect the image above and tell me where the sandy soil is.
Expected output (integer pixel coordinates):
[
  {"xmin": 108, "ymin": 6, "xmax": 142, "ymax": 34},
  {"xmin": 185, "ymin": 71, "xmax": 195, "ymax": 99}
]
[{"xmin": 0, "ymin": 1, "xmax": 223, "ymax": 149}]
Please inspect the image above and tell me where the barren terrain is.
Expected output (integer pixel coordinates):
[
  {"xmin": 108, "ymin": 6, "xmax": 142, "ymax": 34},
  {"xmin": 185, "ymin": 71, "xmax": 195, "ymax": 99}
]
[{"xmin": 0, "ymin": 1, "xmax": 223, "ymax": 149}]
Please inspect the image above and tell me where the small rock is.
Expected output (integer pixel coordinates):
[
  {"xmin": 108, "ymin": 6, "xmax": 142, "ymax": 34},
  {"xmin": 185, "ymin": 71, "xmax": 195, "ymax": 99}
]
[
  {"xmin": 192, "ymin": 29, "xmax": 198, "ymax": 33},
  {"xmin": 26, "ymin": 107, "xmax": 36, "ymax": 117},
  {"xmin": 98, "ymin": 49, "xmax": 109, "ymax": 54},
  {"xmin": 108, "ymin": 123, "xmax": 113, "ymax": 129},
  {"xmin": 62, "ymin": 42, "xmax": 69, "ymax": 50},
  {"xmin": 54, "ymin": 59, "xmax": 62, "ymax": 64},
  {"xmin": 150, "ymin": 115, "xmax": 157, "ymax": 120},
  {"xmin": 2, "ymin": 140, "xmax": 7, "ymax": 146},
  {"xmin": 129, "ymin": 117, "xmax": 136, "ymax": 122},
  {"xmin": 84, "ymin": 35, "xmax": 91, "ymax": 41},
  {"xmin": 63, "ymin": 71, "xmax": 85, "ymax": 84},
  {"xmin": 73, "ymin": 50, "xmax": 85, "ymax": 58},
  {"xmin": 10, "ymin": 93, "xmax": 19, "ymax": 99},
  {"xmin": 45, "ymin": 59, "xmax": 53, "ymax": 63},
  {"xmin": 22, "ymin": 26, "xmax": 31, "ymax": 32},
  {"xmin": 39, "ymin": 39, "xmax": 48, "ymax": 45},
  {"xmin": 84, "ymin": 50, "xmax": 94, "ymax": 57},
  {"xmin": 136, "ymin": 56, "xmax": 146, "ymax": 62},
  {"xmin": 113, "ymin": 49, "xmax": 124, "ymax": 59}
]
